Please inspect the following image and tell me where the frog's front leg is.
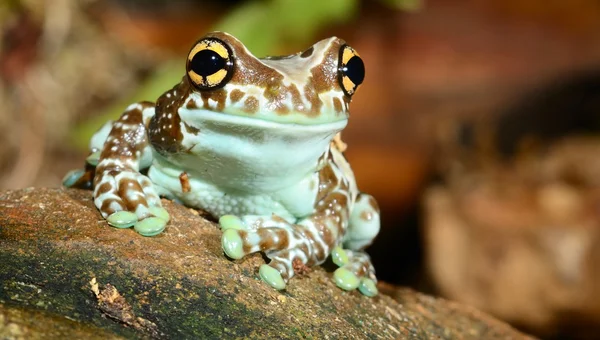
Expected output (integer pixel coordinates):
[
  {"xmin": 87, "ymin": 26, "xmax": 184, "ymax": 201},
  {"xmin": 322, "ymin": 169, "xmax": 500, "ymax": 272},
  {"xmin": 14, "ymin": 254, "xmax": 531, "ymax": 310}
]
[
  {"xmin": 219, "ymin": 162, "xmax": 379, "ymax": 296},
  {"xmin": 93, "ymin": 102, "xmax": 170, "ymax": 236}
]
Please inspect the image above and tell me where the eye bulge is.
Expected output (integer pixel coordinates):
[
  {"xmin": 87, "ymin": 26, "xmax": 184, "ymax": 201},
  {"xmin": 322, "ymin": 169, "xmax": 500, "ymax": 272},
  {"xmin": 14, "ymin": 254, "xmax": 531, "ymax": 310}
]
[
  {"xmin": 338, "ymin": 44, "xmax": 365, "ymax": 97},
  {"xmin": 187, "ymin": 38, "xmax": 235, "ymax": 90}
]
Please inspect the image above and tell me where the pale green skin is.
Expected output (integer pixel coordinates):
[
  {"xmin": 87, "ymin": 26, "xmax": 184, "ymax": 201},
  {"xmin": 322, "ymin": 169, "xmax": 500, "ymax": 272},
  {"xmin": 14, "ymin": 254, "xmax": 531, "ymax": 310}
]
[{"xmin": 69, "ymin": 32, "xmax": 380, "ymax": 296}]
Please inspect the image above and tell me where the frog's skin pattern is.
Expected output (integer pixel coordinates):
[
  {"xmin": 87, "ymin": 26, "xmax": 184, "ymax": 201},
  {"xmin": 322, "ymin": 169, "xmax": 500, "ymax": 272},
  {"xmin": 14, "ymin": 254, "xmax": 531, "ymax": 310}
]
[{"xmin": 64, "ymin": 32, "xmax": 381, "ymax": 296}]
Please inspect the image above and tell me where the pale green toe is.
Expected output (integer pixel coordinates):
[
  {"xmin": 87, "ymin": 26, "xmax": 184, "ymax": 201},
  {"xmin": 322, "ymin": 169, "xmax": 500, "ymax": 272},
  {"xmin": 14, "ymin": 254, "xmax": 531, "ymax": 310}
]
[
  {"xmin": 331, "ymin": 246, "xmax": 349, "ymax": 267},
  {"xmin": 62, "ymin": 169, "xmax": 85, "ymax": 188},
  {"xmin": 133, "ymin": 217, "xmax": 167, "ymax": 236},
  {"xmin": 107, "ymin": 211, "xmax": 138, "ymax": 229},
  {"xmin": 149, "ymin": 206, "xmax": 170, "ymax": 222},
  {"xmin": 259, "ymin": 264, "xmax": 286, "ymax": 290},
  {"xmin": 222, "ymin": 228, "xmax": 244, "ymax": 259},
  {"xmin": 85, "ymin": 151, "xmax": 101, "ymax": 166},
  {"xmin": 219, "ymin": 215, "xmax": 244, "ymax": 230},
  {"xmin": 333, "ymin": 267, "xmax": 360, "ymax": 291},
  {"xmin": 358, "ymin": 278, "xmax": 378, "ymax": 297}
]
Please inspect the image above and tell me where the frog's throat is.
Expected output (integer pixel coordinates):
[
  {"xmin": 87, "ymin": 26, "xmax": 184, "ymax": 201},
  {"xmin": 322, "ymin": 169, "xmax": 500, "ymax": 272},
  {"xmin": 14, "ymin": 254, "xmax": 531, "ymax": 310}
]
[{"xmin": 164, "ymin": 107, "xmax": 347, "ymax": 192}]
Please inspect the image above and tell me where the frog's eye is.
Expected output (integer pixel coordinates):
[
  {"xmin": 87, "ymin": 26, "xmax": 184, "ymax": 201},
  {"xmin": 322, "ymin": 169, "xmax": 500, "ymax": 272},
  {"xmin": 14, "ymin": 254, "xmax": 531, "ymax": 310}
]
[
  {"xmin": 338, "ymin": 45, "xmax": 365, "ymax": 97},
  {"xmin": 186, "ymin": 38, "xmax": 234, "ymax": 90}
]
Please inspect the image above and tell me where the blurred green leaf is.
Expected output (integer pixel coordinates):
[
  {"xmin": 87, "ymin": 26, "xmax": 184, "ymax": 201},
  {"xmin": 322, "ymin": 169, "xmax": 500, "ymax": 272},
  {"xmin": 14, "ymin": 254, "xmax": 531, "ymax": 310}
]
[{"xmin": 377, "ymin": 0, "xmax": 422, "ymax": 12}]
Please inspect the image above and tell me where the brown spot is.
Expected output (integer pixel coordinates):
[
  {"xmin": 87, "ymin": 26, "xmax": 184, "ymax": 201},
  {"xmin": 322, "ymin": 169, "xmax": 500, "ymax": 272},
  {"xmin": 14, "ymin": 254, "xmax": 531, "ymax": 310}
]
[
  {"xmin": 309, "ymin": 38, "xmax": 345, "ymax": 95},
  {"xmin": 360, "ymin": 210, "xmax": 373, "ymax": 222},
  {"xmin": 300, "ymin": 46, "xmax": 314, "ymax": 58},
  {"xmin": 332, "ymin": 97, "xmax": 343, "ymax": 114},
  {"xmin": 243, "ymin": 96, "xmax": 259, "ymax": 114},
  {"xmin": 262, "ymin": 84, "xmax": 293, "ymax": 115},
  {"xmin": 185, "ymin": 100, "xmax": 198, "ymax": 109},
  {"xmin": 183, "ymin": 122, "xmax": 200, "ymax": 135},
  {"xmin": 304, "ymin": 83, "xmax": 322, "ymax": 116},
  {"xmin": 230, "ymin": 89, "xmax": 244, "ymax": 103},
  {"xmin": 179, "ymin": 172, "xmax": 191, "ymax": 193}
]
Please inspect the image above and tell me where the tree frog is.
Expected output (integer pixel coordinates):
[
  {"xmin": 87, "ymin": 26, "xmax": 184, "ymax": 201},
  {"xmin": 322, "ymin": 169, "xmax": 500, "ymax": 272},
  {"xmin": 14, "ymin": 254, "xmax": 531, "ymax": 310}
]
[{"xmin": 64, "ymin": 32, "xmax": 381, "ymax": 296}]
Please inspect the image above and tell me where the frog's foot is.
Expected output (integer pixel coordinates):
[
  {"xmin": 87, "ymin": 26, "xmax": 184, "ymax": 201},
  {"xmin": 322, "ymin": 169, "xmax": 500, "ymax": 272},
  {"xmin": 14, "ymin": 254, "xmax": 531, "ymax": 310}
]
[
  {"xmin": 94, "ymin": 168, "xmax": 169, "ymax": 237},
  {"xmin": 331, "ymin": 246, "xmax": 378, "ymax": 297},
  {"xmin": 219, "ymin": 216, "xmax": 316, "ymax": 290}
]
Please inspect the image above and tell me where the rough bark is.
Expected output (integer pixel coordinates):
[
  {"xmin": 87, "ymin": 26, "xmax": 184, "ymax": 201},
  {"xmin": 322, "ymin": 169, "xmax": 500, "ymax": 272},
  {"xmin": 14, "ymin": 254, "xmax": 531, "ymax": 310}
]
[{"xmin": 0, "ymin": 188, "xmax": 531, "ymax": 339}]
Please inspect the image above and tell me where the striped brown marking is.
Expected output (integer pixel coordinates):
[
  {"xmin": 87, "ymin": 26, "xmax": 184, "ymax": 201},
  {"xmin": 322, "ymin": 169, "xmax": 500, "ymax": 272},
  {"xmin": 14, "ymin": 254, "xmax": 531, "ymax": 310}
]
[
  {"xmin": 229, "ymin": 89, "xmax": 244, "ymax": 103},
  {"xmin": 95, "ymin": 181, "xmax": 113, "ymax": 196},
  {"xmin": 150, "ymin": 80, "xmax": 188, "ymax": 155},
  {"xmin": 179, "ymin": 172, "xmax": 191, "ymax": 193},
  {"xmin": 303, "ymin": 83, "xmax": 323, "ymax": 116},
  {"xmin": 118, "ymin": 178, "xmax": 149, "ymax": 210},
  {"xmin": 332, "ymin": 97, "xmax": 343, "ymax": 114},
  {"xmin": 243, "ymin": 96, "xmax": 259, "ymax": 114},
  {"xmin": 200, "ymin": 88, "xmax": 227, "ymax": 111},
  {"xmin": 100, "ymin": 198, "xmax": 122, "ymax": 215},
  {"xmin": 309, "ymin": 38, "xmax": 345, "ymax": 95},
  {"xmin": 316, "ymin": 163, "xmax": 338, "ymax": 202}
]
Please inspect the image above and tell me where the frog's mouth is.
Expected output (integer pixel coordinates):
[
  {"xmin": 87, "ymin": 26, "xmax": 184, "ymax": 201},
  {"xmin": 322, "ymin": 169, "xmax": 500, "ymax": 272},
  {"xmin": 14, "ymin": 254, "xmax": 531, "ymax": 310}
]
[{"xmin": 179, "ymin": 107, "xmax": 348, "ymax": 134}]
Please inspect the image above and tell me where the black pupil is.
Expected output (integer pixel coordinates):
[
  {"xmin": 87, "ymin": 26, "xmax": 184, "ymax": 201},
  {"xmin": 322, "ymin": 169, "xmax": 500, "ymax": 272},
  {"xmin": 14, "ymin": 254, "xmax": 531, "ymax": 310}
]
[
  {"xmin": 191, "ymin": 49, "xmax": 225, "ymax": 77},
  {"xmin": 344, "ymin": 56, "xmax": 365, "ymax": 86}
]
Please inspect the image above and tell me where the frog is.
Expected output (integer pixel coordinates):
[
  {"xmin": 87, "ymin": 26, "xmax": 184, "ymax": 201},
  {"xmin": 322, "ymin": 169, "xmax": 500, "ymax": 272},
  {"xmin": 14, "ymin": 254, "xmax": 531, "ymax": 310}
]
[{"xmin": 63, "ymin": 32, "xmax": 381, "ymax": 296}]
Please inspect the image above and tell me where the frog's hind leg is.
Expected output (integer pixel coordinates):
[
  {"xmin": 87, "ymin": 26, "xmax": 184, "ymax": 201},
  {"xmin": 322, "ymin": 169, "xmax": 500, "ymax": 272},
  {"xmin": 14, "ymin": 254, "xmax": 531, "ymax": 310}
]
[
  {"xmin": 220, "ymin": 158, "xmax": 374, "ymax": 294},
  {"xmin": 220, "ymin": 215, "xmax": 320, "ymax": 290},
  {"xmin": 332, "ymin": 192, "xmax": 381, "ymax": 297}
]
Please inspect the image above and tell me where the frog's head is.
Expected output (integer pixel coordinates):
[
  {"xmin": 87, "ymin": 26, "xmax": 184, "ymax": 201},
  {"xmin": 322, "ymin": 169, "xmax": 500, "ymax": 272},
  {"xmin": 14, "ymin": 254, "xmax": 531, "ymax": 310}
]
[
  {"xmin": 180, "ymin": 31, "xmax": 365, "ymax": 126},
  {"xmin": 151, "ymin": 32, "xmax": 365, "ymax": 185}
]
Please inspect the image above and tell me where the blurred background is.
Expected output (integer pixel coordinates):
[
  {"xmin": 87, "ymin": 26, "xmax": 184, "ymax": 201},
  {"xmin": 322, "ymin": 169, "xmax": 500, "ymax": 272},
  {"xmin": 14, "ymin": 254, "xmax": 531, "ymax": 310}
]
[{"xmin": 2, "ymin": 0, "xmax": 600, "ymax": 338}]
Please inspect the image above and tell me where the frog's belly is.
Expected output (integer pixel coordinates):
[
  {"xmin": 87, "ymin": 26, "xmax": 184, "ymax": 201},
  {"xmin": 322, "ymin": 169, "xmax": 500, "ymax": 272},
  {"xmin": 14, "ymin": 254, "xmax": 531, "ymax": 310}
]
[{"xmin": 147, "ymin": 164, "xmax": 296, "ymax": 221}]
